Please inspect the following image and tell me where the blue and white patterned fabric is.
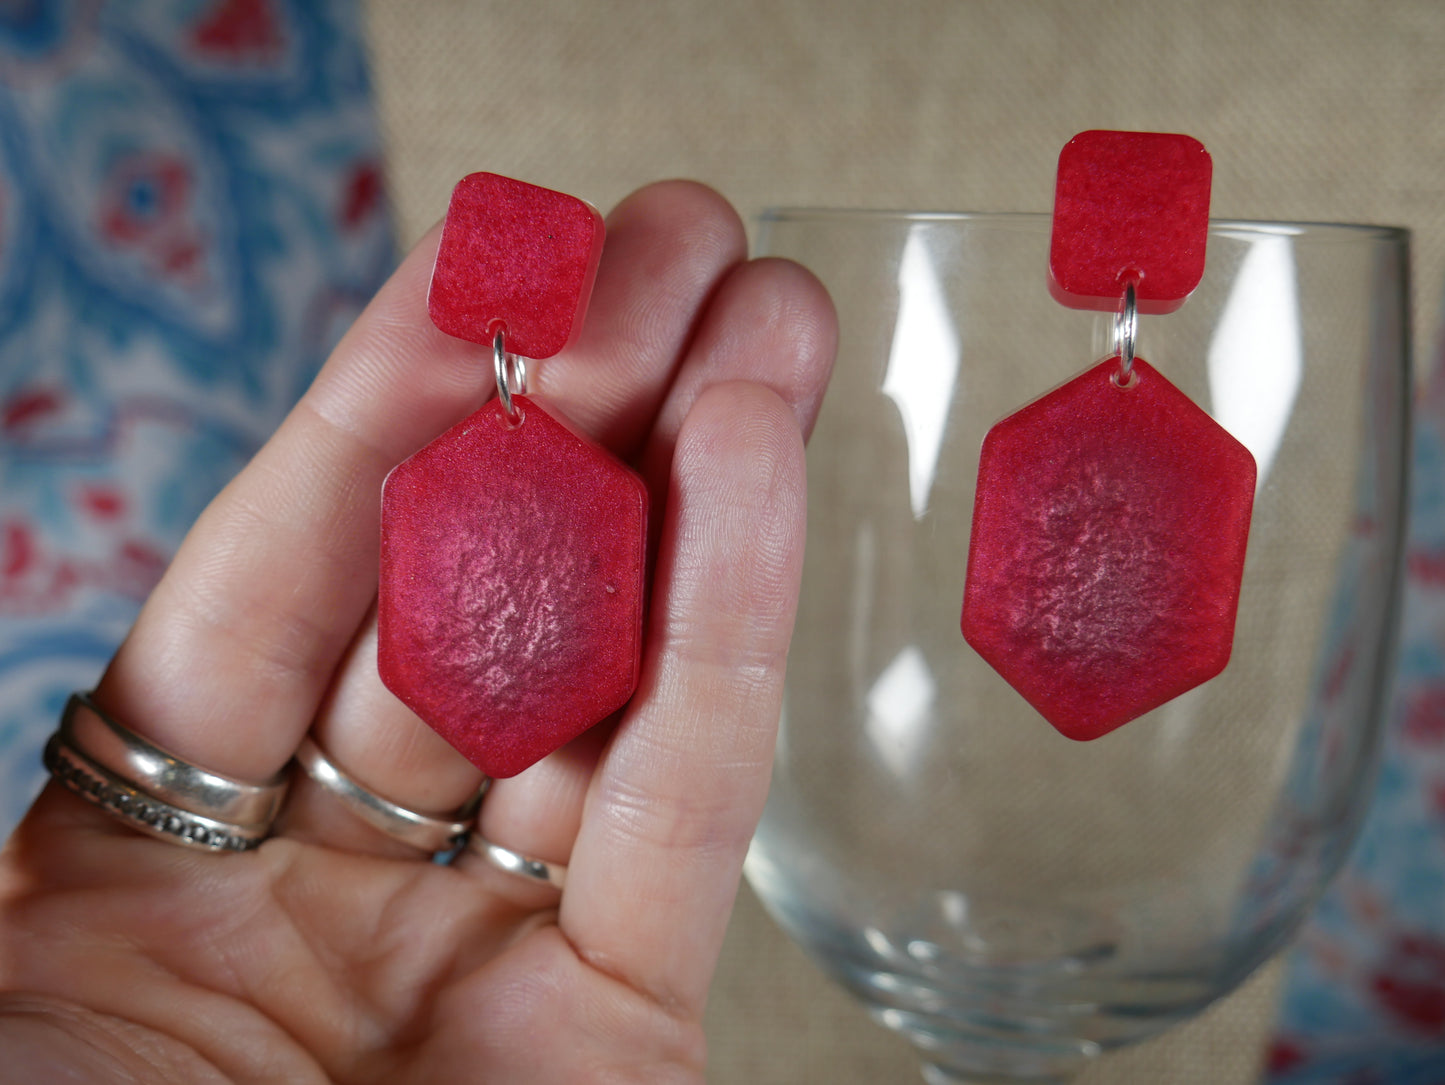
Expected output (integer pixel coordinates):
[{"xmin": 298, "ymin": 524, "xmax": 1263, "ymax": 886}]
[{"xmin": 0, "ymin": 0, "xmax": 395, "ymax": 833}]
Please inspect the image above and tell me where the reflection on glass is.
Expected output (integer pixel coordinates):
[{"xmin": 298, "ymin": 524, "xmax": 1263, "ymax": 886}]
[
  {"xmin": 883, "ymin": 227, "xmax": 960, "ymax": 519},
  {"xmin": 865, "ymin": 645, "xmax": 936, "ymax": 777},
  {"xmin": 1208, "ymin": 234, "xmax": 1303, "ymax": 485}
]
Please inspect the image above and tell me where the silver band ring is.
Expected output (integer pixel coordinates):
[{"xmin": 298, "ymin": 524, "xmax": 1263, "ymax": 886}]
[
  {"xmin": 45, "ymin": 734, "xmax": 267, "ymax": 852},
  {"xmin": 44, "ymin": 691, "xmax": 285, "ymax": 850},
  {"xmin": 469, "ymin": 835, "xmax": 568, "ymax": 889},
  {"xmin": 65, "ymin": 692, "xmax": 288, "ymax": 827},
  {"xmin": 295, "ymin": 737, "xmax": 483, "ymax": 853}
]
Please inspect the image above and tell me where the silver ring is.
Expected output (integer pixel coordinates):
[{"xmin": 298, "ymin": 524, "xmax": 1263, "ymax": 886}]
[
  {"xmin": 492, "ymin": 327, "xmax": 527, "ymax": 424},
  {"xmin": 295, "ymin": 738, "xmax": 483, "ymax": 853},
  {"xmin": 64, "ymin": 692, "xmax": 287, "ymax": 827},
  {"xmin": 1113, "ymin": 279, "xmax": 1139, "ymax": 385},
  {"xmin": 468, "ymin": 834, "xmax": 567, "ymax": 889},
  {"xmin": 45, "ymin": 733, "xmax": 268, "ymax": 852}
]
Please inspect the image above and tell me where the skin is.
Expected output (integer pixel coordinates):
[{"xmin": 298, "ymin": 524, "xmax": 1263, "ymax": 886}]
[{"xmin": 0, "ymin": 181, "xmax": 837, "ymax": 1083}]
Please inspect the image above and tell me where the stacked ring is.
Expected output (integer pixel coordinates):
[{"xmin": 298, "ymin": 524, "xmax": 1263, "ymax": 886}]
[
  {"xmin": 294, "ymin": 738, "xmax": 484, "ymax": 853},
  {"xmin": 294, "ymin": 740, "xmax": 567, "ymax": 884},
  {"xmin": 45, "ymin": 691, "xmax": 573, "ymax": 883},
  {"xmin": 468, "ymin": 835, "xmax": 568, "ymax": 889},
  {"xmin": 45, "ymin": 692, "xmax": 290, "ymax": 852}
]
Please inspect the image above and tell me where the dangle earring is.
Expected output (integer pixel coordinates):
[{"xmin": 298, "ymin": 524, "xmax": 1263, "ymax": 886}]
[
  {"xmin": 961, "ymin": 131, "xmax": 1257, "ymax": 740},
  {"xmin": 377, "ymin": 173, "xmax": 648, "ymax": 778}
]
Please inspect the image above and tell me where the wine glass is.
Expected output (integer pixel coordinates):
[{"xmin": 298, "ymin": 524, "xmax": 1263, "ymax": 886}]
[{"xmin": 745, "ymin": 211, "xmax": 1410, "ymax": 1083}]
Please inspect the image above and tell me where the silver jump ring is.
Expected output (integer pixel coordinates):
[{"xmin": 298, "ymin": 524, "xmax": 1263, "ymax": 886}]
[
  {"xmin": 492, "ymin": 327, "xmax": 528, "ymax": 424},
  {"xmin": 64, "ymin": 692, "xmax": 288, "ymax": 827},
  {"xmin": 295, "ymin": 738, "xmax": 484, "ymax": 853},
  {"xmin": 469, "ymin": 834, "xmax": 568, "ymax": 889},
  {"xmin": 45, "ymin": 700, "xmax": 276, "ymax": 852},
  {"xmin": 1113, "ymin": 280, "xmax": 1139, "ymax": 385}
]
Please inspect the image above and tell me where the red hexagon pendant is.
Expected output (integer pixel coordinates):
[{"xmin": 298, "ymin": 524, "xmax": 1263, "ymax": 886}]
[
  {"xmin": 961, "ymin": 357, "xmax": 1256, "ymax": 741},
  {"xmin": 379, "ymin": 397, "xmax": 646, "ymax": 777}
]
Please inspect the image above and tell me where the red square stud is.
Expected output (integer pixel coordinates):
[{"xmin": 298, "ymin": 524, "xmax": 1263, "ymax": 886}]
[
  {"xmin": 1049, "ymin": 131, "xmax": 1212, "ymax": 314},
  {"xmin": 428, "ymin": 173, "xmax": 605, "ymax": 359}
]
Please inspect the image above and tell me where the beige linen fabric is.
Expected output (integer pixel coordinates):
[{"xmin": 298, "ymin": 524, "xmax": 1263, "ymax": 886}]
[{"xmin": 362, "ymin": 2, "xmax": 1445, "ymax": 1080}]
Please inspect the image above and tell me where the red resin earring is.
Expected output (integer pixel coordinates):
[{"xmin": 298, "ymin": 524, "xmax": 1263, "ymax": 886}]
[
  {"xmin": 961, "ymin": 131, "xmax": 1257, "ymax": 741},
  {"xmin": 377, "ymin": 173, "xmax": 647, "ymax": 778}
]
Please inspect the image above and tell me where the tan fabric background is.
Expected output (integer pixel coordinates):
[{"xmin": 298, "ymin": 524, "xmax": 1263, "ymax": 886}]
[{"xmin": 361, "ymin": 2, "xmax": 1445, "ymax": 1080}]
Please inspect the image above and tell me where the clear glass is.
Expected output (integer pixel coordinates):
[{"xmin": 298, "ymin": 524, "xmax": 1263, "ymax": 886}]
[{"xmin": 745, "ymin": 212, "xmax": 1411, "ymax": 1083}]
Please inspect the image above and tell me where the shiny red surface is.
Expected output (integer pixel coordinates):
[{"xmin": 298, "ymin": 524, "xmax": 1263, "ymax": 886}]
[
  {"xmin": 427, "ymin": 172, "xmax": 604, "ymax": 358},
  {"xmin": 1049, "ymin": 130, "xmax": 1212, "ymax": 313},
  {"xmin": 378, "ymin": 397, "xmax": 647, "ymax": 777},
  {"xmin": 961, "ymin": 358, "xmax": 1255, "ymax": 741}
]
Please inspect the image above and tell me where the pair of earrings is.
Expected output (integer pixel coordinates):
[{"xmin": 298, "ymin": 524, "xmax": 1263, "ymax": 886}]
[{"xmin": 380, "ymin": 131, "xmax": 1257, "ymax": 778}]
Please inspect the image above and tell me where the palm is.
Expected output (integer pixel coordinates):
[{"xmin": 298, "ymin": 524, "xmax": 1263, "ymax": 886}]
[
  {"xmin": 8, "ymin": 812, "xmax": 685, "ymax": 1082},
  {"xmin": 0, "ymin": 182, "xmax": 835, "ymax": 1083}
]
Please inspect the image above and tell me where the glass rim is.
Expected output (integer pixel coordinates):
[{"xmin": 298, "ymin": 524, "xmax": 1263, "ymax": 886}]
[{"xmin": 757, "ymin": 207, "xmax": 1409, "ymax": 243}]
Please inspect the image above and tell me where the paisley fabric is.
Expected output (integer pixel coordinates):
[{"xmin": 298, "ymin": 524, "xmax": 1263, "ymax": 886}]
[
  {"xmin": 0, "ymin": 0, "xmax": 394, "ymax": 829},
  {"xmin": 1268, "ymin": 340, "xmax": 1445, "ymax": 1080}
]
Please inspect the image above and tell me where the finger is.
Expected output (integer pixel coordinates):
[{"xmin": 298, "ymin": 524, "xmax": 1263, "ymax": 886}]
[
  {"xmin": 92, "ymin": 223, "xmax": 495, "ymax": 783},
  {"xmin": 268, "ymin": 615, "xmax": 485, "ymax": 859},
  {"xmin": 638, "ymin": 256, "xmax": 837, "ymax": 482},
  {"xmin": 280, "ymin": 182, "xmax": 747, "ymax": 851},
  {"xmin": 538, "ymin": 180, "xmax": 747, "ymax": 455},
  {"xmin": 560, "ymin": 382, "xmax": 808, "ymax": 1017},
  {"xmin": 476, "ymin": 257, "xmax": 835, "ymax": 876}
]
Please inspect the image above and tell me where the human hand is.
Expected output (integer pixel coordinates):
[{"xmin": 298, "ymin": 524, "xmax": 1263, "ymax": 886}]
[{"xmin": 0, "ymin": 181, "xmax": 836, "ymax": 1083}]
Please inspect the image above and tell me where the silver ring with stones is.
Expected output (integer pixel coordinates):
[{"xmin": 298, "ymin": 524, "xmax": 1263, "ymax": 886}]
[{"xmin": 44, "ymin": 700, "xmax": 278, "ymax": 853}]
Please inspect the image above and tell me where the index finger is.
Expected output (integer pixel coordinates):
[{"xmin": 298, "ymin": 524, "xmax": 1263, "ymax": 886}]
[{"xmin": 93, "ymin": 227, "xmax": 489, "ymax": 781}]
